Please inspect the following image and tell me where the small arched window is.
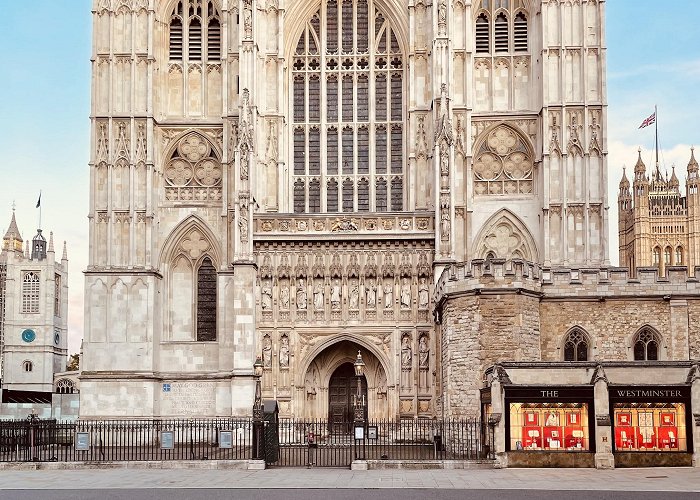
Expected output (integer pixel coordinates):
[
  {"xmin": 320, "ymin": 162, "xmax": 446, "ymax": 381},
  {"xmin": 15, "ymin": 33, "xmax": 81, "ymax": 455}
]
[
  {"xmin": 55, "ymin": 378, "xmax": 76, "ymax": 394},
  {"xmin": 675, "ymin": 246, "xmax": 683, "ymax": 265},
  {"xmin": 652, "ymin": 247, "xmax": 660, "ymax": 266},
  {"xmin": 513, "ymin": 12, "xmax": 528, "ymax": 52},
  {"xmin": 563, "ymin": 328, "xmax": 589, "ymax": 361},
  {"xmin": 633, "ymin": 328, "xmax": 661, "ymax": 361},
  {"xmin": 494, "ymin": 13, "xmax": 509, "ymax": 52},
  {"xmin": 23, "ymin": 360, "xmax": 33, "ymax": 372},
  {"xmin": 664, "ymin": 247, "xmax": 672, "ymax": 265}
]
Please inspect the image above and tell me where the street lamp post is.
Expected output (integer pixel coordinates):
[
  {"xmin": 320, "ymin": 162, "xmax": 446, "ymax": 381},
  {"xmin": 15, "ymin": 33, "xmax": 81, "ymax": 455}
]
[
  {"xmin": 353, "ymin": 351, "xmax": 366, "ymax": 461},
  {"xmin": 252, "ymin": 356, "xmax": 264, "ymax": 461}
]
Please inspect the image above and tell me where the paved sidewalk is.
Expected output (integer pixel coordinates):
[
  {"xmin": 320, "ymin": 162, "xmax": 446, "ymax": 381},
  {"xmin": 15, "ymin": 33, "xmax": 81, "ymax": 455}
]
[{"xmin": 0, "ymin": 467, "xmax": 699, "ymax": 492}]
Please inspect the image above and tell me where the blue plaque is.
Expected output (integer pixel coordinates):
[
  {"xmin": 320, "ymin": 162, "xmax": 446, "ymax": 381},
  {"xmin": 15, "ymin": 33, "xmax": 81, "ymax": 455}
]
[{"xmin": 21, "ymin": 329, "xmax": 36, "ymax": 343}]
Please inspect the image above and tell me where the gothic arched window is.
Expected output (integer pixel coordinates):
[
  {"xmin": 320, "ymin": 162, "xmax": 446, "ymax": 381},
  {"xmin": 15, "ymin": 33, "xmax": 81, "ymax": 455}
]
[
  {"xmin": 652, "ymin": 246, "xmax": 660, "ymax": 267},
  {"xmin": 292, "ymin": 0, "xmax": 404, "ymax": 213},
  {"xmin": 664, "ymin": 246, "xmax": 672, "ymax": 266},
  {"xmin": 22, "ymin": 272, "xmax": 40, "ymax": 314},
  {"xmin": 168, "ymin": 0, "xmax": 221, "ymax": 62},
  {"xmin": 675, "ymin": 246, "xmax": 683, "ymax": 265},
  {"xmin": 473, "ymin": 125, "xmax": 534, "ymax": 195},
  {"xmin": 23, "ymin": 360, "xmax": 33, "ymax": 372},
  {"xmin": 474, "ymin": 0, "xmax": 528, "ymax": 54},
  {"xmin": 563, "ymin": 328, "xmax": 590, "ymax": 361},
  {"xmin": 633, "ymin": 328, "xmax": 661, "ymax": 361},
  {"xmin": 55, "ymin": 378, "xmax": 76, "ymax": 394}
]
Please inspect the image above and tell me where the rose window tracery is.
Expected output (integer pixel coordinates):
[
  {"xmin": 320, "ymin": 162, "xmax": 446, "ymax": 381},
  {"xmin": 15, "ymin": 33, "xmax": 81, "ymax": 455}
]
[
  {"xmin": 165, "ymin": 133, "xmax": 222, "ymax": 203},
  {"xmin": 473, "ymin": 125, "xmax": 533, "ymax": 195}
]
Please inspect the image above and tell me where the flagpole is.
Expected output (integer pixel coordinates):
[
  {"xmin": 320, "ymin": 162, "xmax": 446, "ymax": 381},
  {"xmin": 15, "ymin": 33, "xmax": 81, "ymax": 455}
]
[{"xmin": 655, "ymin": 104, "xmax": 659, "ymax": 168}]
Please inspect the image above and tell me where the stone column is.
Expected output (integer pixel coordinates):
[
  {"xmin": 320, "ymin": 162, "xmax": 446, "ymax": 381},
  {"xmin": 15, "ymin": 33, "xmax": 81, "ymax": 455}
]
[
  {"xmin": 592, "ymin": 366, "xmax": 614, "ymax": 469},
  {"xmin": 689, "ymin": 364, "xmax": 700, "ymax": 467},
  {"xmin": 490, "ymin": 370, "xmax": 507, "ymax": 468}
]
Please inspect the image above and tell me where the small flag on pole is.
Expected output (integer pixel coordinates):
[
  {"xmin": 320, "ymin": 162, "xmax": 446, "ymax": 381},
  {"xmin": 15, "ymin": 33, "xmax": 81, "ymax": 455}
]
[
  {"xmin": 638, "ymin": 111, "xmax": 656, "ymax": 129},
  {"xmin": 35, "ymin": 193, "xmax": 41, "ymax": 208}
]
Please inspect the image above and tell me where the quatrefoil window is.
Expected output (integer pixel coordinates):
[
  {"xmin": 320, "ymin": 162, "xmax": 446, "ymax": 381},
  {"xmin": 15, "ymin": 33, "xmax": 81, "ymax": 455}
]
[
  {"xmin": 473, "ymin": 125, "xmax": 533, "ymax": 196},
  {"xmin": 165, "ymin": 133, "xmax": 222, "ymax": 203}
]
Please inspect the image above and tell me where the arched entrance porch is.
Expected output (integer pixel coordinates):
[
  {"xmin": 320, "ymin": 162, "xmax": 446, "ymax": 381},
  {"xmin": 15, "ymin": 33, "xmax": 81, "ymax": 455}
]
[{"xmin": 300, "ymin": 339, "xmax": 392, "ymax": 420}]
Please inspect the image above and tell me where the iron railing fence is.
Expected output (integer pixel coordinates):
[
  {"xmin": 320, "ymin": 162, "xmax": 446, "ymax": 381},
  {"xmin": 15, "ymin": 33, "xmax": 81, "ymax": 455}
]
[
  {"xmin": 0, "ymin": 417, "xmax": 494, "ymax": 465},
  {"xmin": 0, "ymin": 418, "xmax": 252, "ymax": 463},
  {"xmin": 270, "ymin": 418, "xmax": 494, "ymax": 467}
]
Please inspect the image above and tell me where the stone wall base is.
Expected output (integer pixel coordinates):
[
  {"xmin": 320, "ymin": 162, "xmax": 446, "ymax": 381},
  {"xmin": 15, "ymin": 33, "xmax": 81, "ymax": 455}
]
[
  {"xmin": 506, "ymin": 451, "xmax": 595, "ymax": 468},
  {"xmin": 614, "ymin": 452, "xmax": 693, "ymax": 468},
  {"xmin": 0, "ymin": 460, "xmax": 261, "ymax": 471},
  {"xmin": 355, "ymin": 460, "xmax": 495, "ymax": 470}
]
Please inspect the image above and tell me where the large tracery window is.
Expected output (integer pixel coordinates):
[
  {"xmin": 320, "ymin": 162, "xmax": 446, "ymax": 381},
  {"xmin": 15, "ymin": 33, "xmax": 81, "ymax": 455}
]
[
  {"xmin": 563, "ymin": 328, "xmax": 590, "ymax": 362},
  {"xmin": 292, "ymin": 0, "xmax": 404, "ymax": 213},
  {"xmin": 168, "ymin": 0, "xmax": 221, "ymax": 63},
  {"xmin": 22, "ymin": 272, "xmax": 40, "ymax": 314},
  {"xmin": 633, "ymin": 328, "xmax": 661, "ymax": 361},
  {"xmin": 474, "ymin": 0, "xmax": 529, "ymax": 54},
  {"xmin": 473, "ymin": 125, "xmax": 534, "ymax": 195}
]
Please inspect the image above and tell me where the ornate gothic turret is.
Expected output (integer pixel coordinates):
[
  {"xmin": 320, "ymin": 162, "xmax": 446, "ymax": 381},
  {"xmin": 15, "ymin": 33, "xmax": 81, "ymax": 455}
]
[
  {"xmin": 2, "ymin": 210, "xmax": 23, "ymax": 254},
  {"xmin": 31, "ymin": 229, "xmax": 47, "ymax": 261}
]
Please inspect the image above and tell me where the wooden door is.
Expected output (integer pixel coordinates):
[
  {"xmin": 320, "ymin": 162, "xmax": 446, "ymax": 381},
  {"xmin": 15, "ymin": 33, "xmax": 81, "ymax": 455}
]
[{"xmin": 328, "ymin": 363, "xmax": 367, "ymax": 434}]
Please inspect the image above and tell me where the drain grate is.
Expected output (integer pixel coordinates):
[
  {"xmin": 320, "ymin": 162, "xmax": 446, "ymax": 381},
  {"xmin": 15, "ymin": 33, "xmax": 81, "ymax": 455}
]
[{"xmin": 645, "ymin": 475, "xmax": 669, "ymax": 479}]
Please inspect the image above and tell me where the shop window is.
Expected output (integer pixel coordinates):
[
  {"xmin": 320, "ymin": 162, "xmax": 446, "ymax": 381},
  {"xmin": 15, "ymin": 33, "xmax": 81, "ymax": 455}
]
[
  {"xmin": 509, "ymin": 402, "xmax": 590, "ymax": 451},
  {"xmin": 633, "ymin": 328, "xmax": 661, "ymax": 361},
  {"xmin": 613, "ymin": 403, "xmax": 687, "ymax": 452}
]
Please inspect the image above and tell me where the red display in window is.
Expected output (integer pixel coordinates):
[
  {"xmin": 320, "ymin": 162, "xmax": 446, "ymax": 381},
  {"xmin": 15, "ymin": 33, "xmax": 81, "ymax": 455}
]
[
  {"xmin": 615, "ymin": 426, "xmax": 635, "ymax": 449},
  {"xmin": 657, "ymin": 426, "xmax": 678, "ymax": 449},
  {"xmin": 543, "ymin": 427, "xmax": 562, "ymax": 450},
  {"xmin": 567, "ymin": 411, "xmax": 581, "ymax": 426},
  {"xmin": 660, "ymin": 412, "xmax": 675, "ymax": 426},
  {"xmin": 616, "ymin": 412, "xmax": 632, "ymax": 427},
  {"xmin": 522, "ymin": 427, "xmax": 541, "ymax": 449},
  {"xmin": 524, "ymin": 411, "xmax": 538, "ymax": 426}
]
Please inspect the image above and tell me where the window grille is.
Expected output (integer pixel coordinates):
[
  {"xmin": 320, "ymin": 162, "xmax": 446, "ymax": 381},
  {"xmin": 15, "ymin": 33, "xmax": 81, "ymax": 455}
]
[
  {"xmin": 476, "ymin": 14, "xmax": 490, "ymax": 53},
  {"xmin": 168, "ymin": 1, "xmax": 221, "ymax": 64},
  {"xmin": 494, "ymin": 13, "xmax": 508, "ymax": 52},
  {"xmin": 196, "ymin": 257, "xmax": 217, "ymax": 341},
  {"xmin": 513, "ymin": 12, "xmax": 528, "ymax": 52},
  {"xmin": 22, "ymin": 272, "xmax": 40, "ymax": 314},
  {"xmin": 291, "ymin": 0, "xmax": 404, "ymax": 212},
  {"xmin": 475, "ymin": 1, "xmax": 528, "ymax": 55}
]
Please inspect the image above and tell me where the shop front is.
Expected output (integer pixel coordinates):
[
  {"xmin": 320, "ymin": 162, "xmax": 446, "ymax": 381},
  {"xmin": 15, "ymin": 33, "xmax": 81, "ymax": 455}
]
[
  {"xmin": 504, "ymin": 386, "xmax": 595, "ymax": 467},
  {"xmin": 609, "ymin": 385, "xmax": 693, "ymax": 467}
]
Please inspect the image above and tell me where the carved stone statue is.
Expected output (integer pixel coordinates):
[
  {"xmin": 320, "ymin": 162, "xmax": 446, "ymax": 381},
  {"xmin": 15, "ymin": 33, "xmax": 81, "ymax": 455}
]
[
  {"xmin": 440, "ymin": 209, "xmax": 450, "ymax": 242},
  {"xmin": 418, "ymin": 278, "xmax": 430, "ymax": 309},
  {"xmin": 383, "ymin": 282, "xmax": 393, "ymax": 309},
  {"xmin": 419, "ymin": 335, "xmax": 429, "ymax": 369},
  {"xmin": 313, "ymin": 282, "xmax": 324, "ymax": 311},
  {"xmin": 262, "ymin": 335, "xmax": 272, "ymax": 368},
  {"xmin": 279, "ymin": 336, "xmax": 289, "ymax": 368},
  {"xmin": 330, "ymin": 279, "xmax": 342, "ymax": 309},
  {"xmin": 366, "ymin": 279, "xmax": 377, "ymax": 308},
  {"xmin": 349, "ymin": 282, "xmax": 360, "ymax": 309},
  {"xmin": 280, "ymin": 284, "xmax": 290, "ymax": 310},
  {"xmin": 296, "ymin": 279, "xmax": 307, "ymax": 310},
  {"xmin": 401, "ymin": 335, "xmax": 412, "ymax": 369},
  {"xmin": 400, "ymin": 278, "xmax": 411, "ymax": 309},
  {"xmin": 261, "ymin": 281, "xmax": 272, "ymax": 310}
]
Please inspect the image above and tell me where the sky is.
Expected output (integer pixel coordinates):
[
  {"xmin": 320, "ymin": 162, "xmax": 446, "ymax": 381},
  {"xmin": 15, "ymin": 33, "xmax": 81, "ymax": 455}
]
[{"xmin": 0, "ymin": 1, "xmax": 699, "ymax": 354}]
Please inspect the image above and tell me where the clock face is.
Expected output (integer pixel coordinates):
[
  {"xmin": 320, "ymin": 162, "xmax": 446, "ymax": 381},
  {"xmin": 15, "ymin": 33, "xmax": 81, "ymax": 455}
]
[{"xmin": 21, "ymin": 329, "xmax": 36, "ymax": 343}]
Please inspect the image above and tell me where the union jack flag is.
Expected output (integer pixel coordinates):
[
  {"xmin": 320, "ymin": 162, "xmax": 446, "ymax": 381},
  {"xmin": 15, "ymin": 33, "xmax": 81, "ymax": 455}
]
[{"xmin": 638, "ymin": 111, "xmax": 656, "ymax": 129}]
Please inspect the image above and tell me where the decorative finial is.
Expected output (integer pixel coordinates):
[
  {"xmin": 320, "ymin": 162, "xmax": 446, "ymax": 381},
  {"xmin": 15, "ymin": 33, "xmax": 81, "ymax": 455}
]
[{"xmin": 62, "ymin": 241, "xmax": 68, "ymax": 261}]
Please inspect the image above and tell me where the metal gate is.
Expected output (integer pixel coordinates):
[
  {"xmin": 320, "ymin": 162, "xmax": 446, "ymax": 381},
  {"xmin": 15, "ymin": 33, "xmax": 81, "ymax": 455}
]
[{"xmin": 266, "ymin": 418, "xmax": 493, "ymax": 468}]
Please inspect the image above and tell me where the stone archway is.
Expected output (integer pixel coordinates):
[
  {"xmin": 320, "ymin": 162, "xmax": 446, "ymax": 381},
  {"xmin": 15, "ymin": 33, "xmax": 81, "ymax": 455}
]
[
  {"xmin": 300, "ymin": 339, "xmax": 389, "ymax": 420},
  {"xmin": 328, "ymin": 363, "xmax": 367, "ymax": 433}
]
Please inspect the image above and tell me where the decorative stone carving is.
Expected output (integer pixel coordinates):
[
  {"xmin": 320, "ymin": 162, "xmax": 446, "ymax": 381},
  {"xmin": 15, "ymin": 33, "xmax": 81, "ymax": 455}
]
[
  {"xmin": 165, "ymin": 132, "xmax": 222, "ymax": 203},
  {"xmin": 313, "ymin": 282, "xmax": 324, "ymax": 311},
  {"xmin": 330, "ymin": 279, "xmax": 342, "ymax": 309},
  {"xmin": 383, "ymin": 282, "xmax": 393, "ymax": 308},
  {"xmin": 400, "ymin": 278, "xmax": 411, "ymax": 309},
  {"xmin": 440, "ymin": 208, "xmax": 450, "ymax": 241},
  {"xmin": 296, "ymin": 278, "xmax": 308, "ymax": 310},
  {"xmin": 589, "ymin": 109, "xmax": 602, "ymax": 154},
  {"xmin": 238, "ymin": 192, "xmax": 250, "ymax": 243},
  {"xmin": 418, "ymin": 278, "xmax": 430, "ymax": 309},
  {"xmin": 349, "ymin": 281, "xmax": 360, "ymax": 309},
  {"xmin": 96, "ymin": 122, "xmax": 109, "ymax": 164},
  {"xmin": 437, "ymin": 0, "xmax": 447, "ymax": 36},
  {"xmin": 366, "ymin": 279, "xmax": 377, "ymax": 308},
  {"xmin": 238, "ymin": 89, "xmax": 254, "ymax": 180},
  {"xmin": 261, "ymin": 280, "xmax": 272, "ymax": 310},
  {"xmin": 242, "ymin": 0, "xmax": 253, "ymax": 39},
  {"xmin": 279, "ymin": 335, "xmax": 290, "ymax": 368},
  {"xmin": 568, "ymin": 110, "xmax": 584, "ymax": 155},
  {"xmin": 180, "ymin": 230, "xmax": 210, "ymax": 259},
  {"xmin": 416, "ymin": 115, "xmax": 428, "ymax": 159},
  {"xmin": 331, "ymin": 218, "xmax": 358, "ymax": 232},
  {"xmin": 135, "ymin": 122, "xmax": 146, "ymax": 164},
  {"xmin": 262, "ymin": 335, "xmax": 272, "ymax": 368},
  {"xmin": 266, "ymin": 120, "xmax": 278, "ymax": 164},
  {"xmin": 279, "ymin": 283, "xmax": 290, "ymax": 310},
  {"xmin": 473, "ymin": 125, "xmax": 533, "ymax": 196},
  {"xmin": 401, "ymin": 333, "xmax": 413, "ymax": 369},
  {"xmin": 114, "ymin": 121, "xmax": 130, "ymax": 162},
  {"xmin": 549, "ymin": 111, "xmax": 562, "ymax": 154},
  {"xmin": 419, "ymin": 334, "xmax": 429, "ymax": 369}
]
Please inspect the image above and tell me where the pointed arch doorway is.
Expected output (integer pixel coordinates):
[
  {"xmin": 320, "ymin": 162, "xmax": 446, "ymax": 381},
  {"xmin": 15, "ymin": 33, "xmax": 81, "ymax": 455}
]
[{"xmin": 328, "ymin": 362, "xmax": 367, "ymax": 433}]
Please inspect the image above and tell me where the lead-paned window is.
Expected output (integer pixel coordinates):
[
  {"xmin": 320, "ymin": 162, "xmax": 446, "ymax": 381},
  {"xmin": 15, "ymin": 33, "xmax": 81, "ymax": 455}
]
[
  {"xmin": 22, "ymin": 272, "xmax": 40, "ymax": 314},
  {"xmin": 291, "ymin": 0, "xmax": 404, "ymax": 213}
]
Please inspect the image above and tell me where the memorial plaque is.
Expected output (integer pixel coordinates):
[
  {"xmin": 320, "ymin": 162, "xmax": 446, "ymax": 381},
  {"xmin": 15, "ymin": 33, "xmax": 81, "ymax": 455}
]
[
  {"xmin": 160, "ymin": 381, "xmax": 217, "ymax": 416},
  {"xmin": 219, "ymin": 430, "xmax": 233, "ymax": 449},
  {"xmin": 75, "ymin": 432, "xmax": 90, "ymax": 451},
  {"xmin": 161, "ymin": 430, "xmax": 175, "ymax": 449}
]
